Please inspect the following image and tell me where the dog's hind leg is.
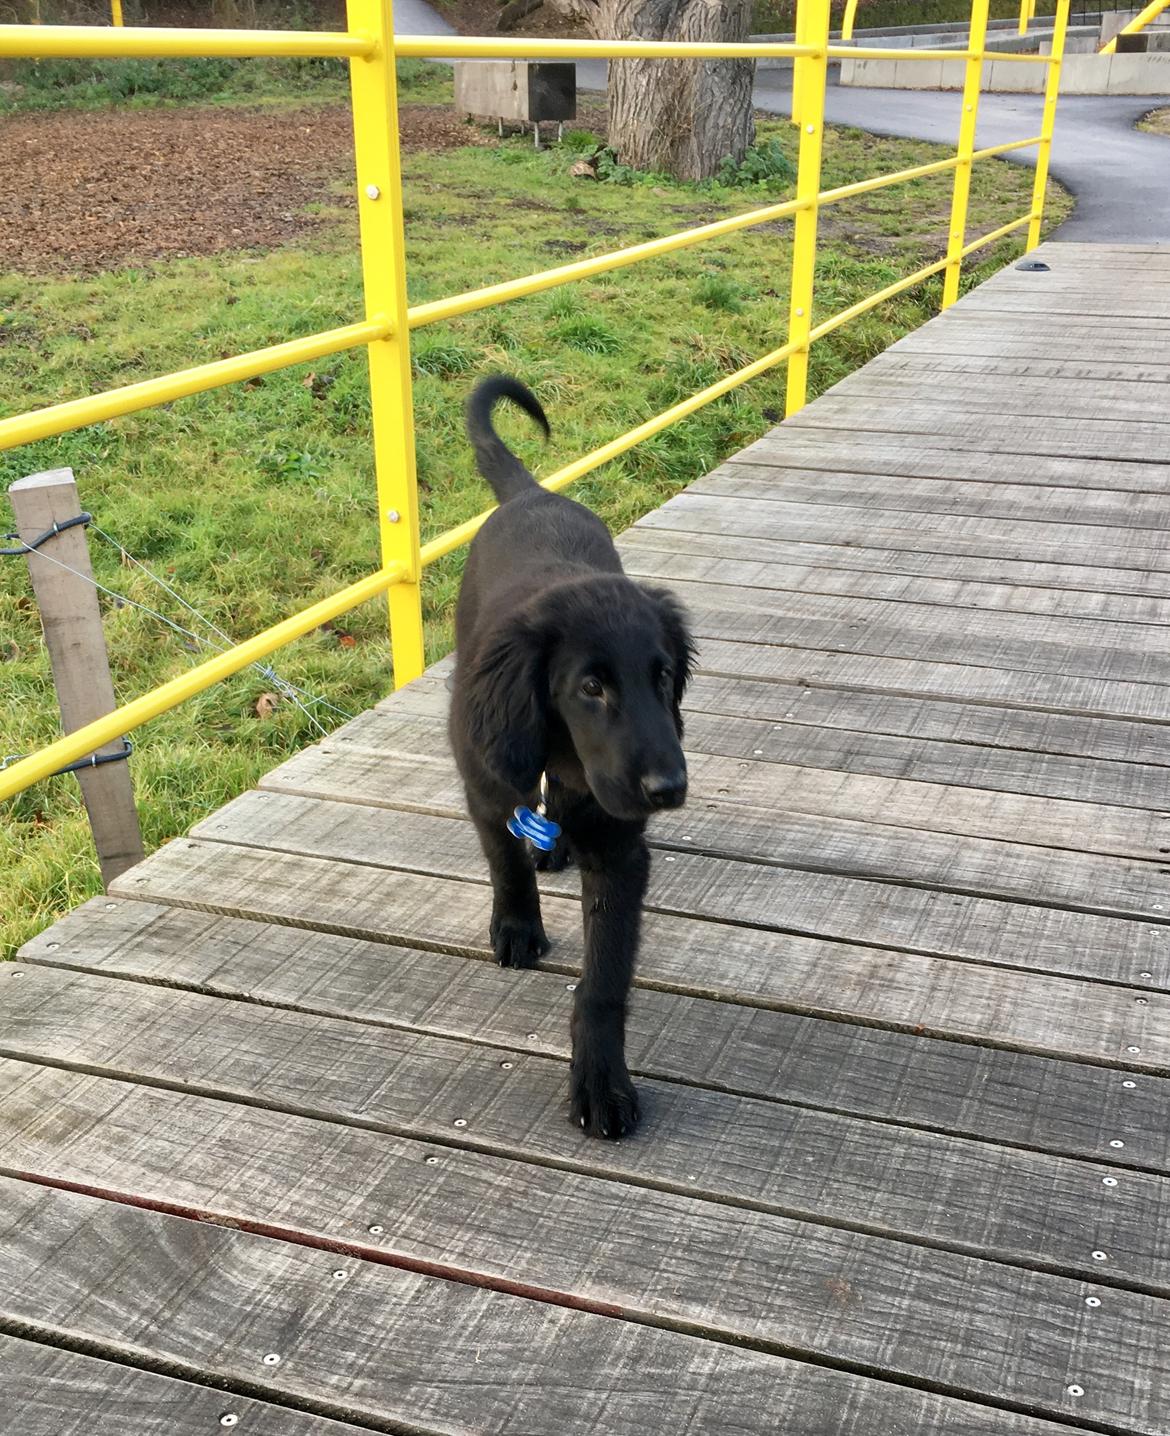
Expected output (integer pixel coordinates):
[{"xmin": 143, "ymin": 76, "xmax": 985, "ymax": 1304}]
[
  {"xmin": 469, "ymin": 803, "xmax": 550, "ymax": 969},
  {"xmin": 567, "ymin": 823, "xmax": 649, "ymax": 1140}
]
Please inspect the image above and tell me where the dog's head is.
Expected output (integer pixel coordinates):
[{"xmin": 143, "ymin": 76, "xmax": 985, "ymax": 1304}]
[{"xmin": 465, "ymin": 575, "xmax": 695, "ymax": 820}]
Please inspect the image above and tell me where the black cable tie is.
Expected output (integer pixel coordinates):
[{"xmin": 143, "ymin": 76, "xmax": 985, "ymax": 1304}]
[
  {"xmin": 1, "ymin": 511, "xmax": 93, "ymax": 557},
  {"xmin": 53, "ymin": 738, "xmax": 134, "ymax": 777}
]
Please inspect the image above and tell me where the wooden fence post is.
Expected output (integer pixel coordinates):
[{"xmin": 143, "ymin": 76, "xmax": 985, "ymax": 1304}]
[{"xmin": 8, "ymin": 468, "xmax": 144, "ymax": 885}]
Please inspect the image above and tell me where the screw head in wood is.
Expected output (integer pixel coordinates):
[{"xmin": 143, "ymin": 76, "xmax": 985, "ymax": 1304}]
[
  {"xmin": 453, "ymin": 1118, "xmax": 467, "ymax": 1127},
  {"xmin": 1085, "ymin": 1296, "xmax": 1101, "ymax": 1308},
  {"xmin": 1092, "ymin": 1250, "xmax": 1108, "ymax": 1261},
  {"xmin": 332, "ymin": 1269, "xmax": 347, "ymax": 1279},
  {"xmin": 1139, "ymin": 971, "xmax": 1152, "ymax": 979},
  {"xmin": 47, "ymin": 942, "xmax": 59, "ymax": 950},
  {"xmin": 220, "ymin": 1417, "xmax": 239, "ymax": 1428},
  {"xmin": 368, "ymin": 1223, "xmax": 384, "ymax": 1235},
  {"xmin": 526, "ymin": 1032, "xmax": 538, "ymax": 1041},
  {"xmin": 1122, "ymin": 1080, "xmax": 1137, "ymax": 1089},
  {"xmin": 1109, "ymin": 1139, "xmax": 1124, "ymax": 1148},
  {"xmin": 1103, "ymin": 1176, "xmax": 1118, "ymax": 1186},
  {"xmin": 9, "ymin": 972, "xmax": 23, "ymax": 979},
  {"xmin": 1067, "ymin": 1385, "xmax": 1083, "ymax": 1397},
  {"xmin": 425, "ymin": 1156, "xmax": 439, "ymax": 1165},
  {"xmin": 565, "ymin": 982, "xmax": 576, "ymax": 991},
  {"xmin": 262, "ymin": 1353, "xmax": 281, "ymax": 1366},
  {"xmin": 1126, "ymin": 1045, "xmax": 1141, "ymax": 1054}
]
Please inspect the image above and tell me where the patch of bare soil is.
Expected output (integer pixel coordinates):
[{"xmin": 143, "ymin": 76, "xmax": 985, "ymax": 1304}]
[
  {"xmin": 1138, "ymin": 107, "xmax": 1170, "ymax": 136},
  {"xmin": 0, "ymin": 101, "xmax": 495, "ymax": 275}
]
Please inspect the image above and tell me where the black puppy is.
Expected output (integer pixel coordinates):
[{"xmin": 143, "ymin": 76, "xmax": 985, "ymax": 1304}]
[{"xmin": 450, "ymin": 375, "xmax": 695, "ymax": 1140}]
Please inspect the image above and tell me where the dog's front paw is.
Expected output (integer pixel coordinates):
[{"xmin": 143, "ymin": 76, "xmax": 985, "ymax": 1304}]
[
  {"xmin": 531, "ymin": 838, "xmax": 572, "ymax": 873},
  {"xmin": 570, "ymin": 1059, "xmax": 640, "ymax": 1140},
  {"xmin": 490, "ymin": 911, "xmax": 550, "ymax": 969}
]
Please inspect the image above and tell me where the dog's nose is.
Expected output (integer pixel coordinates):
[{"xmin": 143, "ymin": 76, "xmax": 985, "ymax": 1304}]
[{"xmin": 641, "ymin": 769, "xmax": 687, "ymax": 809}]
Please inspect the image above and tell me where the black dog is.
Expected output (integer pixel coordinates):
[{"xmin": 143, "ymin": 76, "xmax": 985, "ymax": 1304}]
[{"xmin": 450, "ymin": 375, "xmax": 695, "ymax": 1139}]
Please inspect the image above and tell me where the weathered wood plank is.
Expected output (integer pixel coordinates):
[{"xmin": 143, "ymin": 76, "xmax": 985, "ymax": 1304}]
[
  {"xmin": 690, "ymin": 635, "xmax": 1170, "ymax": 723},
  {"xmin": 620, "ymin": 525, "xmax": 1170, "ymax": 604},
  {"xmin": 264, "ymin": 719, "xmax": 1170, "ymax": 916},
  {"xmin": 726, "ymin": 428, "xmax": 1170, "ymax": 495},
  {"xmin": 0, "ymin": 1063, "xmax": 1164, "ymax": 1433},
  {"xmin": 636, "ymin": 494, "xmax": 1170, "ymax": 579},
  {"xmin": 115, "ymin": 823, "xmax": 1170, "ymax": 998},
  {"xmin": 23, "ymin": 897, "xmax": 1169, "ymax": 1152},
  {"xmin": 649, "ymin": 491, "xmax": 1170, "ymax": 573},
  {"xmin": 689, "ymin": 464, "xmax": 1170, "ymax": 533},
  {"xmin": 1, "ymin": 1336, "xmax": 368, "ymax": 1436},
  {"xmin": 359, "ymin": 690, "xmax": 1170, "ymax": 811},
  {"xmin": 867, "ymin": 350, "xmax": 1170, "ymax": 387},
  {"xmin": 825, "ymin": 372, "xmax": 1170, "ymax": 428},
  {"xmin": 619, "ymin": 536, "xmax": 1170, "ymax": 629},
  {"xmin": 785, "ymin": 399, "xmax": 1170, "ymax": 464},
  {"xmin": 3, "ymin": 962, "xmax": 1166, "ymax": 1291},
  {"xmin": 1, "ymin": 1181, "xmax": 960, "ymax": 1436},
  {"xmin": 670, "ymin": 582, "xmax": 1170, "ymax": 683}
]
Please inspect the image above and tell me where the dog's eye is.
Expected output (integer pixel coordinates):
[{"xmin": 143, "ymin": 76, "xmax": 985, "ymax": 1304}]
[{"xmin": 580, "ymin": 676, "xmax": 603, "ymax": 699}]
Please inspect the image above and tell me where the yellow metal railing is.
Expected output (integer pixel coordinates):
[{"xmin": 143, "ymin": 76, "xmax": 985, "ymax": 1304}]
[
  {"xmin": 1100, "ymin": 0, "xmax": 1170, "ymax": 51},
  {"xmin": 0, "ymin": 0, "xmax": 1071, "ymax": 803}
]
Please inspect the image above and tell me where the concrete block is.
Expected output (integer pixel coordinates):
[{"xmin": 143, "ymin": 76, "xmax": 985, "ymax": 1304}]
[
  {"xmin": 987, "ymin": 59, "xmax": 1044, "ymax": 91},
  {"xmin": 938, "ymin": 59, "xmax": 966, "ymax": 89},
  {"xmin": 1107, "ymin": 51, "xmax": 1170, "ymax": 91},
  {"xmin": 1059, "ymin": 53, "xmax": 1110, "ymax": 92},
  {"xmin": 453, "ymin": 61, "xmax": 576, "ymax": 123},
  {"xmin": 893, "ymin": 58, "xmax": 943, "ymax": 88}
]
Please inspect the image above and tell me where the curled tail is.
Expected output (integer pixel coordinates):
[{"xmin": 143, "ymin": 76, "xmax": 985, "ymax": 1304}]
[{"xmin": 465, "ymin": 375, "xmax": 550, "ymax": 504}]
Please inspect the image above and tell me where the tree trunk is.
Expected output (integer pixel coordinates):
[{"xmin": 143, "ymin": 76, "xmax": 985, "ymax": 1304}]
[{"xmin": 597, "ymin": 0, "xmax": 756, "ymax": 181}]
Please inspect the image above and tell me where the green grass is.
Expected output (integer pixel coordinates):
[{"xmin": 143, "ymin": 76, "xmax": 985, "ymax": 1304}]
[
  {"xmin": 0, "ymin": 97, "xmax": 1070, "ymax": 958},
  {"xmin": 0, "ymin": 54, "xmax": 449, "ymax": 112}
]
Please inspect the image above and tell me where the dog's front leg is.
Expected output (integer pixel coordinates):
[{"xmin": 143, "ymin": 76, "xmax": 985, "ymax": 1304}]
[
  {"xmin": 469, "ymin": 806, "xmax": 550, "ymax": 969},
  {"xmin": 569, "ymin": 830, "xmax": 649, "ymax": 1139}
]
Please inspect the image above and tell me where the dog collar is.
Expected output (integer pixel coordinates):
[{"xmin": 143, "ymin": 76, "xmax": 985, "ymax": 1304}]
[{"xmin": 507, "ymin": 771, "xmax": 561, "ymax": 852}]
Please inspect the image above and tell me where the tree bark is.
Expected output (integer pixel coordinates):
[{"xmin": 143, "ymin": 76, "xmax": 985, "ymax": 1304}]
[{"xmin": 596, "ymin": 0, "xmax": 756, "ymax": 181}]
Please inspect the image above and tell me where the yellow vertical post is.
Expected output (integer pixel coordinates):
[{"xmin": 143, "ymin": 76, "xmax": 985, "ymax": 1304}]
[
  {"xmin": 346, "ymin": 0, "xmax": 425, "ymax": 687},
  {"xmin": 1027, "ymin": 0, "xmax": 1070, "ymax": 248},
  {"xmin": 785, "ymin": 0, "xmax": 831, "ymax": 415},
  {"xmin": 1017, "ymin": 0, "xmax": 1028, "ymax": 36},
  {"xmin": 941, "ymin": 0, "xmax": 991, "ymax": 309},
  {"xmin": 110, "ymin": 0, "xmax": 124, "ymax": 23},
  {"xmin": 791, "ymin": 0, "xmax": 806, "ymax": 125},
  {"xmin": 842, "ymin": 0, "xmax": 859, "ymax": 41}
]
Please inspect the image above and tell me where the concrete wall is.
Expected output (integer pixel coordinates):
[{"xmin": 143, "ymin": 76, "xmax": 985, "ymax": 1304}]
[{"xmin": 838, "ymin": 51, "xmax": 1170, "ymax": 92}]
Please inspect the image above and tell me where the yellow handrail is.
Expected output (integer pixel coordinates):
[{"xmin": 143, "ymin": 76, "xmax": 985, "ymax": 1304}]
[
  {"xmin": 1101, "ymin": 0, "xmax": 1169, "ymax": 52},
  {"xmin": 0, "ymin": 0, "xmax": 1071, "ymax": 804}
]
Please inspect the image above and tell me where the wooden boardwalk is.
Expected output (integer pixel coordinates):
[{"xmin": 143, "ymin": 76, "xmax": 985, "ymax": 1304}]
[{"xmin": 4, "ymin": 239, "xmax": 1170, "ymax": 1434}]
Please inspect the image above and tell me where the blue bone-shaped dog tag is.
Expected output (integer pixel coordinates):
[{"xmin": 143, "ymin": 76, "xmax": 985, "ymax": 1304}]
[{"xmin": 507, "ymin": 805, "xmax": 562, "ymax": 852}]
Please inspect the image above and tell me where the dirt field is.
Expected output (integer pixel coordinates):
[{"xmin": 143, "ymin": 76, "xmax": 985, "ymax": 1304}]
[{"xmin": 0, "ymin": 101, "xmax": 499, "ymax": 274}]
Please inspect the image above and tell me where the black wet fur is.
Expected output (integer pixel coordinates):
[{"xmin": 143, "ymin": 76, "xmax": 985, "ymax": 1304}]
[{"xmin": 449, "ymin": 374, "xmax": 695, "ymax": 1140}]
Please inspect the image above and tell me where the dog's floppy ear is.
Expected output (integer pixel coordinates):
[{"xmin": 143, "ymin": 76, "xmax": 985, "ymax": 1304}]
[
  {"xmin": 642, "ymin": 585, "xmax": 697, "ymax": 738},
  {"xmin": 463, "ymin": 616, "xmax": 549, "ymax": 793}
]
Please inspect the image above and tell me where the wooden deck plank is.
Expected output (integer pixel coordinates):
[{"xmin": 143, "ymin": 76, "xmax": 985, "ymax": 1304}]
[
  {"xmin": 689, "ymin": 636, "xmax": 1170, "ymax": 723},
  {"xmin": 2, "ymin": 1336, "xmax": 368, "ymax": 1436},
  {"xmin": 3, "ymin": 1181, "xmax": 951, "ymax": 1436},
  {"xmin": 21, "ymin": 898, "xmax": 1170, "ymax": 1161},
  {"xmin": 865, "ymin": 350, "xmax": 1170, "ymax": 386},
  {"xmin": 637, "ymin": 494, "xmax": 1170, "ymax": 578},
  {"xmin": 0, "ymin": 1062, "xmax": 1163, "ymax": 1433},
  {"xmin": 114, "ymin": 824, "xmax": 1170, "ymax": 1001},
  {"xmin": 689, "ymin": 466, "xmax": 1170, "ymax": 532},
  {"xmin": 266, "ymin": 712, "xmax": 1170, "ymax": 860},
  {"xmin": 619, "ymin": 537, "xmax": 1170, "ymax": 628},
  {"xmin": 345, "ymin": 698, "xmax": 1170, "ymax": 811},
  {"xmin": 825, "ymin": 372, "xmax": 1170, "ymax": 427},
  {"xmin": 621, "ymin": 527, "xmax": 1170, "ymax": 604},
  {"xmin": 785, "ymin": 400, "xmax": 1170, "ymax": 464},
  {"xmin": 725, "ymin": 429, "xmax": 1170, "ymax": 494},
  {"xmin": 257, "ymin": 727, "xmax": 1170, "ymax": 921},
  {"xmin": 4, "ymin": 963, "xmax": 1166, "ymax": 1293}
]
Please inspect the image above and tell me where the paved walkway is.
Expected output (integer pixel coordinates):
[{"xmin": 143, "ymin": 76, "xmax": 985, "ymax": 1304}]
[{"xmin": 394, "ymin": 0, "xmax": 1170, "ymax": 242}]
